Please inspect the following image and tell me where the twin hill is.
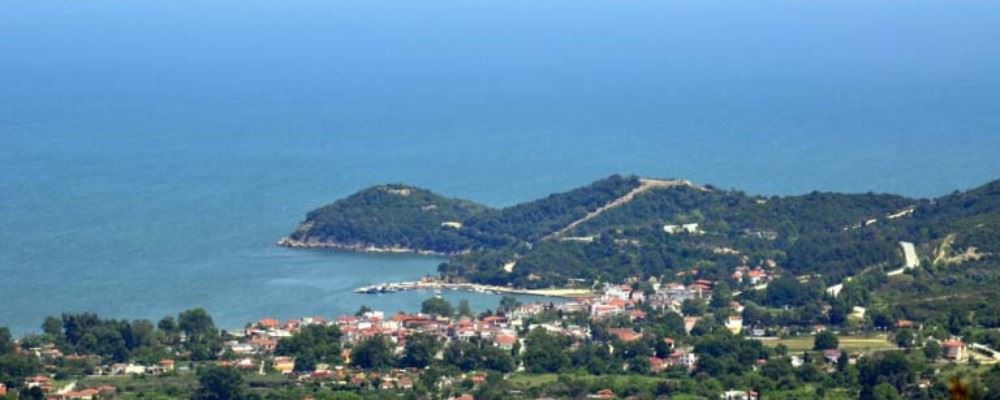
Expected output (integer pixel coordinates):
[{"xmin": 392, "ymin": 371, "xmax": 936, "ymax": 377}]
[{"xmin": 282, "ymin": 175, "xmax": 1000, "ymax": 291}]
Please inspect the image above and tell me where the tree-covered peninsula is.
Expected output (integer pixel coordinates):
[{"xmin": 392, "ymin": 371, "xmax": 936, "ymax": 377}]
[{"xmin": 282, "ymin": 175, "xmax": 1000, "ymax": 292}]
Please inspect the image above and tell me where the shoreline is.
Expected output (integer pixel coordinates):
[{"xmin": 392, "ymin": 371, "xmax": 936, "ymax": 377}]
[
  {"xmin": 276, "ymin": 237, "xmax": 462, "ymax": 257},
  {"xmin": 354, "ymin": 280, "xmax": 596, "ymax": 299}
]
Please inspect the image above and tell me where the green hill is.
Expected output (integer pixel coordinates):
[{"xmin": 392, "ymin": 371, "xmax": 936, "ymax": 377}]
[
  {"xmin": 280, "ymin": 175, "xmax": 642, "ymax": 254},
  {"xmin": 280, "ymin": 184, "xmax": 490, "ymax": 254},
  {"xmin": 283, "ymin": 176, "xmax": 999, "ymax": 290}
]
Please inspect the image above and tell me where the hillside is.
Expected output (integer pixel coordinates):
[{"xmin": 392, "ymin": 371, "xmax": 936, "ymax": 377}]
[
  {"xmin": 283, "ymin": 176, "xmax": 1000, "ymax": 290},
  {"xmin": 279, "ymin": 184, "xmax": 491, "ymax": 254},
  {"xmin": 280, "ymin": 175, "xmax": 642, "ymax": 254}
]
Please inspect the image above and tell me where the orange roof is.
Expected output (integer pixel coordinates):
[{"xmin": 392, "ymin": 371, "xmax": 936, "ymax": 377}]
[
  {"xmin": 65, "ymin": 388, "xmax": 100, "ymax": 398},
  {"xmin": 495, "ymin": 334, "xmax": 517, "ymax": 346},
  {"xmin": 259, "ymin": 318, "xmax": 280, "ymax": 328},
  {"xmin": 610, "ymin": 328, "xmax": 642, "ymax": 342},
  {"xmin": 608, "ymin": 299, "xmax": 628, "ymax": 307}
]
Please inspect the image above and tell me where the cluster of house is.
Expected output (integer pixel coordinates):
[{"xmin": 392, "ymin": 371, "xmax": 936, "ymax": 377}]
[
  {"xmin": 196, "ymin": 279, "xmax": 733, "ymax": 381},
  {"xmin": 730, "ymin": 266, "xmax": 770, "ymax": 286},
  {"xmin": 16, "ymin": 269, "xmax": 989, "ymax": 400},
  {"xmin": 22, "ymin": 376, "xmax": 116, "ymax": 400}
]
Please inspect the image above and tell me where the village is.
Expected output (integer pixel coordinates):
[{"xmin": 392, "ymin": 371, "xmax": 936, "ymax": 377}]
[{"xmin": 6, "ymin": 259, "xmax": 996, "ymax": 400}]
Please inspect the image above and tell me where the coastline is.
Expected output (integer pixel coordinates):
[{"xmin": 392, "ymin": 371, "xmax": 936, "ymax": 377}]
[
  {"xmin": 354, "ymin": 280, "xmax": 596, "ymax": 299},
  {"xmin": 276, "ymin": 236, "xmax": 461, "ymax": 257}
]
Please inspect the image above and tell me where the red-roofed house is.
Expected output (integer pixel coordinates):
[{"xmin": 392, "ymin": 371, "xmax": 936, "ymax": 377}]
[
  {"xmin": 943, "ymin": 339, "xmax": 968, "ymax": 362},
  {"xmin": 64, "ymin": 388, "xmax": 100, "ymax": 400},
  {"xmin": 494, "ymin": 334, "xmax": 518, "ymax": 350},
  {"xmin": 610, "ymin": 328, "xmax": 642, "ymax": 343},
  {"xmin": 649, "ymin": 356, "xmax": 671, "ymax": 372},
  {"xmin": 746, "ymin": 268, "xmax": 767, "ymax": 285},
  {"xmin": 588, "ymin": 388, "xmax": 616, "ymax": 399},
  {"xmin": 25, "ymin": 376, "xmax": 51, "ymax": 392},
  {"xmin": 259, "ymin": 318, "xmax": 280, "ymax": 329}
]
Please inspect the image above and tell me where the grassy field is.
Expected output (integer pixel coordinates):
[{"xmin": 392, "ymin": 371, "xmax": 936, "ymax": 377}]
[
  {"xmin": 75, "ymin": 373, "xmax": 198, "ymax": 398},
  {"xmin": 757, "ymin": 334, "xmax": 898, "ymax": 352},
  {"xmin": 507, "ymin": 373, "xmax": 560, "ymax": 388},
  {"xmin": 507, "ymin": 372, "xmax": 674, "ymax": 390}
]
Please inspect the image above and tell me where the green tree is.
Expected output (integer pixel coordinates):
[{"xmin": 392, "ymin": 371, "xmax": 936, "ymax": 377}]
[
  {"xmin": 275, "ymin": 325, "xmax": 343, "ymax": 372},
  {"xmin": 157, "ymin": 316, "xmax": 177, "ymax": 334},
  {"xmin": 872, "ymin": 382, "xmax": 901, "ymax": 400},
  {"xmin": 628, "ymin": 356, "xmax": 651, "ymax": 374},
  {"xmin": 923, "ymin": 340, "xmax": 941, "ymax": 361},
  {"xmin": 479, "ymin": 346, "xmax": 515, "ymax": 373},
  {"xmin": 0, "ymin": 352, "xmax": 42, "ymax": 389},
  {"xmin": 681, "ymin": 299, "xmax": 706, "ymax": 317},
  {"xmin": 351, "ymin": 336, "xmax": 395, "ymax": 370},
  {"xmin": 443, "ymin": 341, "xmax": 479, "ymax": 371},
  {"xmin": 194, "ymin": 366, "xmax": 246, "ymax": 400},
  {"xmin": 179, "ymin": 308, "xmax": 216, "ymax": 339},
  {"xmin": 709, "ymin": 282, "xmax": 732, "ymax": 310},
  {"xmin": 859, "ymin": 352, "xmax": 911, "ymax": 400},
  {"xmin": 19, "ymin": 387, "xmax": 44, "ymax": 400},
  {"xmin": 522, "ymin": 330, "xmax": 571, "ymax": 373},
  {"xmin": 761, "ymin": 357, "xmax": 795, "ymax": 382},
  {"xmin": 498, "ymin": 295, "xmax": 521, "ymax": 314},
  {"xmin": 355, "ymin": 306, "xmax": 372, "ymax": 317},
  {"xmin": 0, "ymin": 328, "xmax": 11, "ymax": 355},
  {"xmin": 814, "ymin": 331, "xmax": 839, "ymax": 351},
  {"xmin": 763, "ymin": 276, "xmax": 816, "ymax": 307},
  {"xmin": 894, "ymin": 328, "xmax": 915, "ymax": 348},
  {"xmin": 457, "ymin": 300, "xmax": 473, "ymax": 317},
  {"xmin": 421, "ymin": 297, "xmax": 454, "ymax": 317},
  {"xmin": 42, "ymin": 317, "xmax": 62, "ymax": 338},
  {"xmin": 401, "ymin": 333, "xmax": 441, "ymax": 369}
]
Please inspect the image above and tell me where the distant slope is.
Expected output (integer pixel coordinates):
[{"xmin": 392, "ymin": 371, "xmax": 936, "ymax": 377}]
[
  {"xmin": 899, "ymin": 179, "xmax": 1000, "ymax": 258},
  {"xmin": 543, "ymin": 178, "xmax": 702, "ymax": 240},
  {"xmin": 461, "ymin": 175, "xmax": 642, "ymax": 243}
]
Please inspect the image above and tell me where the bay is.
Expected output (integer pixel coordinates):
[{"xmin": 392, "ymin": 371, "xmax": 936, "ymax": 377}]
[{"xmin": 2, "ymin": 0, "xmax": 999, "ymax": 334}]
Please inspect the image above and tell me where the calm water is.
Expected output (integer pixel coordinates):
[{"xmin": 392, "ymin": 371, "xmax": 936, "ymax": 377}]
[{"xmin": 2, "ymin": 1, "xmax": 1000, "ymax": 334}]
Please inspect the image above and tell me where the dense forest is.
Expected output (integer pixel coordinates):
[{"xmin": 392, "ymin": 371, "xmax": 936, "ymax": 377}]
[
  {"xmin": 285, "ymin": 175, "xmax": 1000, "ymax": 294},
  {"xmin": 283, "ymin": 175, "xmax": 641, "ymax": 254}
]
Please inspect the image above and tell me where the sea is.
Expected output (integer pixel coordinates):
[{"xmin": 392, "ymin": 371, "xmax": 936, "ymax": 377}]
[{"xmin": 2, "ymin": 1, "xmax": 999, "ymax": 335}]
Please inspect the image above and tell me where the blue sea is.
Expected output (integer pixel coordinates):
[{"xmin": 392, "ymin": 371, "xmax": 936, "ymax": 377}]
[{"xmin": 2, "ymin": 1, "xmax": 999, "ymax": 335}]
